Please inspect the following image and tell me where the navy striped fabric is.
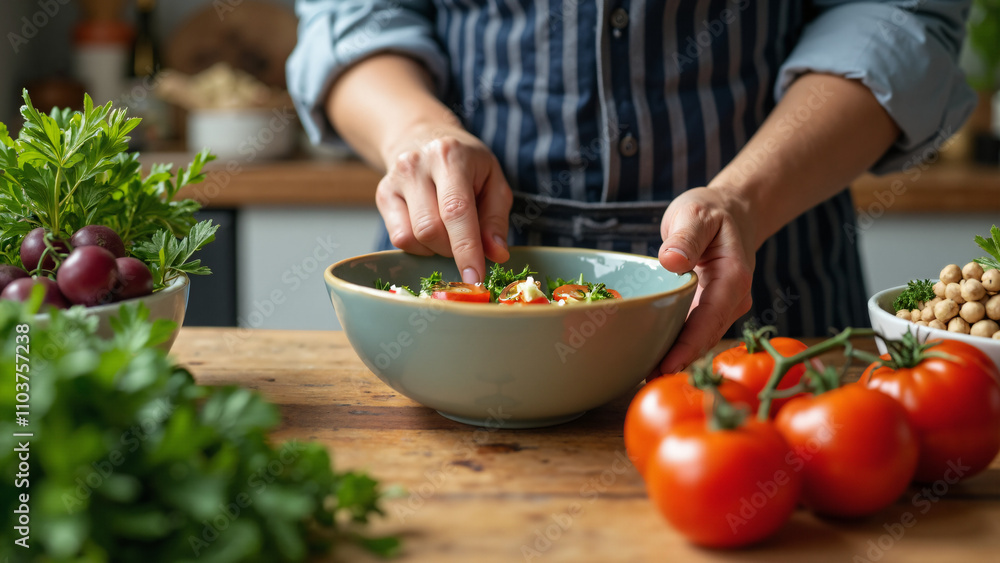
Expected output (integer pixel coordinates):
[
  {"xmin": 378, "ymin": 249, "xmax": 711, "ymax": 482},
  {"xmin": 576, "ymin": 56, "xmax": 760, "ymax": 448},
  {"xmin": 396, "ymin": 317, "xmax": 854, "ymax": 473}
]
[{"xmin": 289, "ymin": 0, "xmax": 975, "ymax": 337}]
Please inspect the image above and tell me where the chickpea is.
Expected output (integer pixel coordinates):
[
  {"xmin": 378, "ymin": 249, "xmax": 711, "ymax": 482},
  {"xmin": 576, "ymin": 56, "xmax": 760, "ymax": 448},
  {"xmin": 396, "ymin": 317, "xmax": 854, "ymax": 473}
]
[
  {"xmin": 962, "ymin": 279, "xmax": 986, "ymax": 302},
  {"xmin": 960, "ymin": 301, "xmax": 986, "ymax": 324},
  {"xmin": 910, "ymin": 309, "xmax": 922, "ymax": 322},
  {"xmin": 986, "ymin": 295, "xmax": 1000, "ymax": 321},
  {"xmin": 940, "ymin": 264, "xmax": 962, "ymax": 284},
  {"xmin": 947, "ymin": 317, "xmax": 970, "ymax": 334},
  {"xmin": 927, "ymin": 297, "xmax": 943, "ymax": 309},
  {"xmin": 945, "ymin": 283, "xmax": 965, "ymax": 304},
  {"xmin": 962, "ymin": 261, "xmax": 985, "ymax": 281},
  {"xmin": 915, "ymin": 320, "xmax": 929, "ymax": 327},
  {"xmin": 971, "ymin": 319, "xmax": 1000, "ymax": 338},
  {"xmin": 994, "ymin": 330, "xmax": 1000, "ymax": 340},
  {"xmin": 920, "ymin": 306, "xmax": 935, "ymax": 322},
  {"xmin": 928, "ymin": 319, "xmax": 947, "ymax": 330},
  {"xmin": 934, "ymin": 299, "xmax": 959, "ymax": 322},
  {"xmin": 933, "ymin": 281, "xmax": 947, "ymax": 298},
  {"xmin": 982, "ymin": 269, "xmax": 1000, "ymax": 293},
  {"xmin": 896, "ymin": 309, "xmax": 911, "ymax": 320}
]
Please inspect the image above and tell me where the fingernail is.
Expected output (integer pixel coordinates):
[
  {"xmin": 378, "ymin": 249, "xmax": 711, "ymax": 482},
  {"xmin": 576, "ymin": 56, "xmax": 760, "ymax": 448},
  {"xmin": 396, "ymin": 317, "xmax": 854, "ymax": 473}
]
[
  {"xmin": 493, "ymin": 234, "xmax": 508, "ymax": 250},
  {"xmin": 665, "ymin": 247, "xmax": 689, "ymax": 260},
  {"xmin": 462, "ymin": 268, "xmax": 479, "ymax": 284}
]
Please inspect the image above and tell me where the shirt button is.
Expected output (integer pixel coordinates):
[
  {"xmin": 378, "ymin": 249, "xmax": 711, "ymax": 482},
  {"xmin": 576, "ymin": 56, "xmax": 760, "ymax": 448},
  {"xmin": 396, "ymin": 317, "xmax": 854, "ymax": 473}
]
[
  {"xmin": 610, "ymin": 8, "xmax": 629, "ymax": 29},
  {"xmin": 619, "ymin": 134, "xmax": 638, "ymax": 157}
]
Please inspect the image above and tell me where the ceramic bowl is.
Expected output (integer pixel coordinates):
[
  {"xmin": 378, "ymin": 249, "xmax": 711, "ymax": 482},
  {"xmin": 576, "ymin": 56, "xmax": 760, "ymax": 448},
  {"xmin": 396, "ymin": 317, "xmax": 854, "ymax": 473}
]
[
  {"xmin": 34, "ymin": 274, "xmax": 189, "ymax": 351},
  {"xmin": 868, "ymin": 284, "xmax": 1000, "ymax": 369},
  {"xmin": 324, "ymin": 247, "xmax": 698, "ymax": 428}
]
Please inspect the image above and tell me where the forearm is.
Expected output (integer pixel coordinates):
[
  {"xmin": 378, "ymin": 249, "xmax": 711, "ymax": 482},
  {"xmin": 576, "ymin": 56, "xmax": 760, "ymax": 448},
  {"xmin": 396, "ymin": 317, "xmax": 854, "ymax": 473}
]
[
  {"xmin": 325, "ymin": 53, "xmax": 462, "ymax": 170},
  {"xmin": 710, "ymin": 73, "xmax": 900, "ymax": 249}
]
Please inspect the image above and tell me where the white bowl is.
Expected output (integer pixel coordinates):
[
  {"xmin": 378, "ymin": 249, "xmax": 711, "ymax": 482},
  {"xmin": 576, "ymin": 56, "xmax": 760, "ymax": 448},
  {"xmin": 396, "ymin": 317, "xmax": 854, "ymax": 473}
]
[
  {"xmin": 868, "ymin": 284, "xmax": 1000, "ymax": 369},
  {"xmin": 35, "ymin": 274, "xmax": 189, "ymax": 351},
  {"xmin": 187, "ymin": 108, "xmax": 296, "ymax": 160}
]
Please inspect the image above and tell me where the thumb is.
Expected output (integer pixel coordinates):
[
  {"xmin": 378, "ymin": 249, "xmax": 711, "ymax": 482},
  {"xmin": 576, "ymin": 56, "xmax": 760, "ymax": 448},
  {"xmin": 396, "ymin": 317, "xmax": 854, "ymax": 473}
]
[{"xmin": 659, "ymin": 205, "xmax": 720, "ymax": 273}]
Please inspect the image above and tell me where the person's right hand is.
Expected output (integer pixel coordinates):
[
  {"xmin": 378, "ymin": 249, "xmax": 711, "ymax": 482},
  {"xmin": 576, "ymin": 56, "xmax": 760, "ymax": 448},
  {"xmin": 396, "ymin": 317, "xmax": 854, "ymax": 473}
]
[{"xmin": 377, "ymin": 126, "xmax": 513, "ymax": 283}]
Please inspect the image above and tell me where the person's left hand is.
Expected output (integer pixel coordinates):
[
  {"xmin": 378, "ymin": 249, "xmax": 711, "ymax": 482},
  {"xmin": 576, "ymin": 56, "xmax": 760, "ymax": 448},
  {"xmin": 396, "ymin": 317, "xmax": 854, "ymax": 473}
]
[{"xmin": 656, "ymin": 186, "xmax": 758, "ymax": 375}]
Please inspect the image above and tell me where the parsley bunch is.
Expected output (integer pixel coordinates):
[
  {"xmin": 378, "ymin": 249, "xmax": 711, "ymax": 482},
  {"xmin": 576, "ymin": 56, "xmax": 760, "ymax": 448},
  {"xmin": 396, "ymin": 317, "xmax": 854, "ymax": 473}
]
[
  {"xmin": 892, "ymin": 279, "xmax": 935, "ymax": 312},
  {"xmin": 0, "ymin": 90, "xmax": 216, "ymax": 288},
  {"xmin": 484, "ymin": 263, "xmax": 535, "ymax": 302},
  {"xmin": 0, "ymin": 296, "xmax": 398, "ymax": 562},
  {"xmin": 974, "ymin": 224, "xmax": 1000, "ymax": 271}
]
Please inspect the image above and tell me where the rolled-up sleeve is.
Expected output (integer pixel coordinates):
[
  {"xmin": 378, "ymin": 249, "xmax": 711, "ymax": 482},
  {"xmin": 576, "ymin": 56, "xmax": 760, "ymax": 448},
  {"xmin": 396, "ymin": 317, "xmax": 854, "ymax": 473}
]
[
  {"xmin": 287, "ymin": 0, "xmax": 449, "ymax": 145},
  {"xmin": 775, "ymin": 0, "xmax": 976, "ymax": 173}
]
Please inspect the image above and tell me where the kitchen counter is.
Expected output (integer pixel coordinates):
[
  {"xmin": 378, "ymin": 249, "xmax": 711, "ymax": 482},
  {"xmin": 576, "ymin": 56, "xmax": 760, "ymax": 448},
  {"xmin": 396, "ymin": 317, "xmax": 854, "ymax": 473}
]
[
  {"xmin": 154, "ymin": 152, "xmax": 1000, "ymax": 212},
  {"xmin": 172, "ymin": 328, "xmax": 1000, "ymax": 563}
]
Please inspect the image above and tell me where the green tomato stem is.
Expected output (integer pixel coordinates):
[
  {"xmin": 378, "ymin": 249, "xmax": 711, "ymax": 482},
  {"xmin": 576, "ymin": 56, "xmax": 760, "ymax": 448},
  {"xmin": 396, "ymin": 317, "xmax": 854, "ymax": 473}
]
[{"xmin": 755, "ymin": 327, "xmax": 877, "ymax": 420}]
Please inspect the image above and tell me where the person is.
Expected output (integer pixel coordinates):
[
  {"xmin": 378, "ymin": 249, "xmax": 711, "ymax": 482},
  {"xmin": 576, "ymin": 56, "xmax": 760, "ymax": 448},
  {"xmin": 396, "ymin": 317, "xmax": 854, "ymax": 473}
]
[{"xmin": 287, "ymin": 0, "xmax": 974, "ymax": 374}]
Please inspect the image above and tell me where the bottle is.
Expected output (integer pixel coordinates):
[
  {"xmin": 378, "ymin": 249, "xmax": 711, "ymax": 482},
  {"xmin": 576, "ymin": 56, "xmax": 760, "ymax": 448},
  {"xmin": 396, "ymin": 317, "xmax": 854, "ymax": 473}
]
[{"xmin": 129, "ymin": 0, "xmax": 159, "ymax": 79}]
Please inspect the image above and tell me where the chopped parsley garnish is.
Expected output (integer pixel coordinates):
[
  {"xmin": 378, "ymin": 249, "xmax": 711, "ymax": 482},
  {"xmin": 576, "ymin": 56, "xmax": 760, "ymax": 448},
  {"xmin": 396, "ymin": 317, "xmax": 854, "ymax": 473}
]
[
  {"xmin": 419, "ymin": 271, "xmax": 443, "ymax": 296},
  {"xmin": 893, "ymin": 279, "xmax": 935, "ymax": 312},
  {"xmin": 485, "ymin": 263, "xmax": 535, "ymax": 302}
]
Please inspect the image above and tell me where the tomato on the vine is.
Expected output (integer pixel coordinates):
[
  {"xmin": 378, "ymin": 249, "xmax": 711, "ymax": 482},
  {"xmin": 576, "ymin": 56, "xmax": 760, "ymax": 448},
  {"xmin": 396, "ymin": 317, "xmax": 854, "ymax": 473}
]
[
  {"xmin": 860, "ymin": 338, "xmax": 1000, "ymax": 483},
  {"xmin": 775, "ymin": 383, "xmax": 917, "ymax": 517},
  {"xmin": 646, "ymin": 418, "xmax": 801, "ymax": 548},
  {"xmin": 713, "ymin": 336, "xmax": 810, "ymax": 415},
  {"xmin": 624, "ymin": 374, "xmax": 758, "ymax": 477}
]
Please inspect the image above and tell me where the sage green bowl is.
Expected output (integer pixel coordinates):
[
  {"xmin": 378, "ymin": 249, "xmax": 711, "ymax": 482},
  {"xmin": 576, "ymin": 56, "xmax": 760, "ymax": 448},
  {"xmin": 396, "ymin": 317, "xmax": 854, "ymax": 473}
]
[{"xmin": 323, "ymin": 247, "xmax": 697, "ymax": 428}]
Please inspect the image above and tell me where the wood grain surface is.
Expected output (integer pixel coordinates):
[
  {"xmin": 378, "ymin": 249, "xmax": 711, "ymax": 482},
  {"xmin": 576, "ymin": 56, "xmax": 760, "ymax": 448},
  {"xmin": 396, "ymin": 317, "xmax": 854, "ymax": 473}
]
[{"xmin": 171, "ymin": 328, "xmax": 1000, "ymax": 563}]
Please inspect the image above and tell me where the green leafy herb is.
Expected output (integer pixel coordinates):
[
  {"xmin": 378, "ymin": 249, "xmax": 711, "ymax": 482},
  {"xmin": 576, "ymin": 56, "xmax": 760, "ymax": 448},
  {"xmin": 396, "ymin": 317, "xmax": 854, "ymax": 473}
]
[
  {"xmin": 546, "ymin": 275, "xmax": 615, "ymax": 302},
  {"xmin": 585, "ymin": 282, "xmax": 616, "ymax": 302},
  {"xmin": 419, "ymin": 271, "xmax": 443, "ymax": 296},
  {"xmin": 893, "ymin": 279, "xmax": 935, "ymax": 312},
  {"xmin": 546, "ymin": 275, "xmax": 580, "ymax": 295},
  {"xmin": 0, "ymin": 298, "xmax": 398, "ymax": 562},
  {"xmin": 485, "ymin": 263, "xmax": 535, "ymax": 302},
  {"xmin": 0, "ymin": 89, "xmax": 213, "ymax": 277},
  {"xmin": 974, "ymin": 224, "xmax": 1000, "ymax": 271},
  {"xmin": 132, "ymin": 219, "xmax": 219, "ymax": 289}
]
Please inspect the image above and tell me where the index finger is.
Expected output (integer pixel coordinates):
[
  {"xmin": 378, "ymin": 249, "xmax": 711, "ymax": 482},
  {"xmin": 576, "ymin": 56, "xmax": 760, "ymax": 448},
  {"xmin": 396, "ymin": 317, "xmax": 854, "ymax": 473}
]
[{"xmin": 427, "ymin": 142, "xmax": 486, "ymax": 283}]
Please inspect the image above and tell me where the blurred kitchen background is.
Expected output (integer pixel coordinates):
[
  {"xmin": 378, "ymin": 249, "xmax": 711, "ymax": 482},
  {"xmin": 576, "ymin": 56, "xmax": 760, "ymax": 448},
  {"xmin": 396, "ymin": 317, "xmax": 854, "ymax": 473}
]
[{"xmin": 0, "ymin": 0, "xmax": 998, "ymax": 330}]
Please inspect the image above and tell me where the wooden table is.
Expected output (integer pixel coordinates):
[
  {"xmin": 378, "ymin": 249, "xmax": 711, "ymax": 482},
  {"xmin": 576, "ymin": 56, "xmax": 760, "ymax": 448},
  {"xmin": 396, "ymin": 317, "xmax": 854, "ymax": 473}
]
[{"xmin": 172, "ymin": 329, "xmax": 1000, "ymax": 563}]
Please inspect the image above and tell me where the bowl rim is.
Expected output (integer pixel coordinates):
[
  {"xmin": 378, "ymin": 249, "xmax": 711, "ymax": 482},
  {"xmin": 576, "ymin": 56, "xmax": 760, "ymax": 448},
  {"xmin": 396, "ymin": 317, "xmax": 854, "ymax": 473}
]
[
  {"xmin": 868, "ymin": 283, "xmax": 1000, "ymax": 348},
  {"xmin": 33, "ymin": 273, "xmax": 189, "ymax": 320},
  {"xmin": 324, "ymin": 246, "xmax": 699, "ymax": 316}
]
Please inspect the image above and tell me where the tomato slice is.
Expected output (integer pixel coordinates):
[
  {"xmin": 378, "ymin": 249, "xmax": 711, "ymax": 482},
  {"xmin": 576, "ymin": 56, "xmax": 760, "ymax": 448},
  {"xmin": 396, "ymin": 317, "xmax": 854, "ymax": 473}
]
[
  {"xmin": 552, "ymin": 284, "xmax": 622, "ymax": 303},
  {"xmin": 498, "ymin": 279, "xmax": 549, "ymax": 305},
  {"xmin": 429, "ymin": 282, "xmax": 490, "ymax": 303}
]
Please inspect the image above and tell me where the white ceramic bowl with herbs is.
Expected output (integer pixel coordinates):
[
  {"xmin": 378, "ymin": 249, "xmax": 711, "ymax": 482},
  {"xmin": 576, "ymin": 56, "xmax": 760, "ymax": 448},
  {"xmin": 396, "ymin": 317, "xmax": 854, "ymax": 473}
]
[{"xmin": 0, "ymin": 91, "xmax": 217, "ymax": 349}]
